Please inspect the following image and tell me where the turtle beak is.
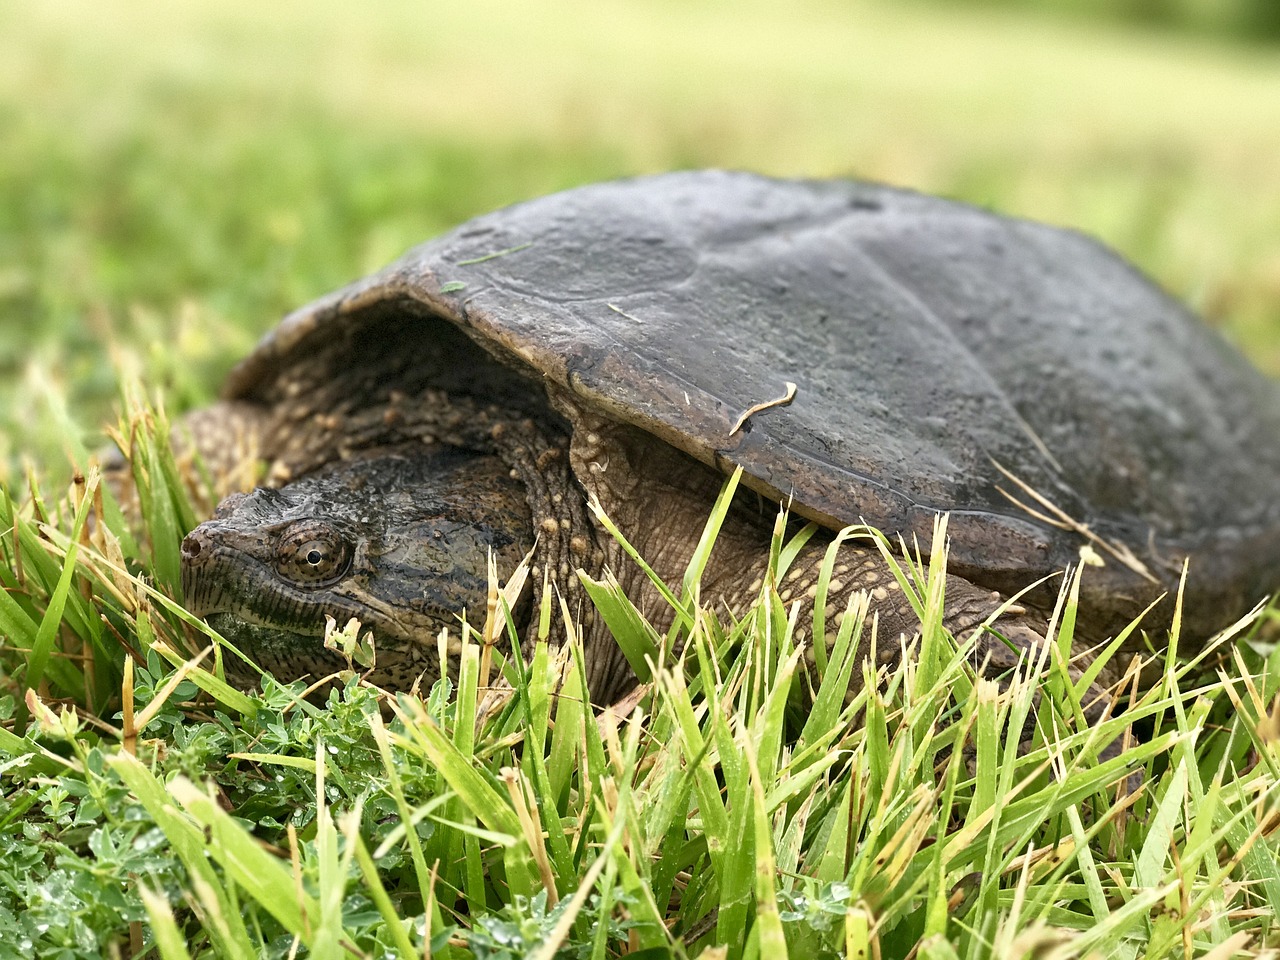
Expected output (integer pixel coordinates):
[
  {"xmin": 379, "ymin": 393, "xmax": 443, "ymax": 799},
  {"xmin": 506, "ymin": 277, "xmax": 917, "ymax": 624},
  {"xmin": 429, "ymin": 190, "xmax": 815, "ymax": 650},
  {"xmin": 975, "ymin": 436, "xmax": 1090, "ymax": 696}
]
[
  {"xmin": 180, "ymin": 520, "xmax": 269, "ymax": 616},
  {"xmin": 180, "ymin": 525, "xmax": 220, "ymax": 615}
]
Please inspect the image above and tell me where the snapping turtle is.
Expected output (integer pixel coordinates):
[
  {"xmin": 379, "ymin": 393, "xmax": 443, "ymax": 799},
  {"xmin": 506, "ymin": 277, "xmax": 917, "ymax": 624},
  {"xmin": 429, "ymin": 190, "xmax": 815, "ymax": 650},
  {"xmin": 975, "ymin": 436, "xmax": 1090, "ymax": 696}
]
[{"xmin": 178, "ymin": 170, "xmax": 1280, "ymax": 702}]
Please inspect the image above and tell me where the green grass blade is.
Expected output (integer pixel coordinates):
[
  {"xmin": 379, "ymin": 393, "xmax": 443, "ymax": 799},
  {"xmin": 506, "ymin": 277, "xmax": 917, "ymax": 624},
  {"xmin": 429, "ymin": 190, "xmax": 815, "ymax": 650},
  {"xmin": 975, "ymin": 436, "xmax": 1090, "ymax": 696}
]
[
  {"xmin": 109, "ymin": 752, "xmax": 258, "ymax": 957},
  {"xmin": 23, "ymin": 478, "xmax": 94, "ymax": 701},
  {"xmin": 138, "ymin": 884, "xmax": 196, "ymax": 960},
  {"xmin": 393, "ymin": 705, "xmax": 522, "ymax": 839}
]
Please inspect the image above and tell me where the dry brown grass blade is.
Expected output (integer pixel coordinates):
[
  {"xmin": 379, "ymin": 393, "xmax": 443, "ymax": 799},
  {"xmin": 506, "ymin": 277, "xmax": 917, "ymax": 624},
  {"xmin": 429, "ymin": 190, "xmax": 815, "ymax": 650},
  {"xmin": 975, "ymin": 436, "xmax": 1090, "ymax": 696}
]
[{"xmin": 992, "ymin": 459, "xmax": 1158, "ymax": 583}]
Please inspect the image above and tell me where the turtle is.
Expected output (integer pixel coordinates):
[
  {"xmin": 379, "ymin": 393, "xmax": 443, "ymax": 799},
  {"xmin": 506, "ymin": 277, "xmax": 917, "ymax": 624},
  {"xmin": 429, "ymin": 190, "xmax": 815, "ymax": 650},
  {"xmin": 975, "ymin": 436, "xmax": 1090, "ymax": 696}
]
[{"xmin": 176, "ymin": 169, "xmax": 1280, "ymax": 704}]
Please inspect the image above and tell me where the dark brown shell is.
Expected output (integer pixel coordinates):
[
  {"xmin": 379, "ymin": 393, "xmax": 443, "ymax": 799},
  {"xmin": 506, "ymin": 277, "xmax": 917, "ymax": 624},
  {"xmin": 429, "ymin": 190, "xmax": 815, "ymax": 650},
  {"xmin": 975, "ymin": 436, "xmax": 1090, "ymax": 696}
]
[{"xmin": 226, "ymin": 171, "xmax": 1280, "ymax": 638}]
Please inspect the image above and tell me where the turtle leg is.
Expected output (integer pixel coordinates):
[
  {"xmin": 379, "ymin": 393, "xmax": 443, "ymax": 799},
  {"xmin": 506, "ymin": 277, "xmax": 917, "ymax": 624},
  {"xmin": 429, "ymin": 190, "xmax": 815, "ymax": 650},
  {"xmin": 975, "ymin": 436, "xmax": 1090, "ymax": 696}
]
[
  {"xmin": 763, "ymin": 538, "xmax": 1139, "ymax": 786},
  {"xmin": 773, "ymin": 536, "xmax": 1127, "ymax": 720},
  {"xmin": 170, "ymin": 401, "xmax": 271, "ymax": 500},
  {"xmin": 556, "ymin": 402, "xmax": 1130, "ymax": 729},
  {"xmin": 481, "ymin": 415, "xmax": 616, "ymax": 691}
]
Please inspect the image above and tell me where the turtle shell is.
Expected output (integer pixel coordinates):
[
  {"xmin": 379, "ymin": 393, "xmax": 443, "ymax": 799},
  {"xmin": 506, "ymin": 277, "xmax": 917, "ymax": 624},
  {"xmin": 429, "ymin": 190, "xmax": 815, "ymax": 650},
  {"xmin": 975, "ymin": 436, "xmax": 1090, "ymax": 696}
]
[{"xmin": 226, "ymin": 170, "xmax": 1280, "ymax": 639}]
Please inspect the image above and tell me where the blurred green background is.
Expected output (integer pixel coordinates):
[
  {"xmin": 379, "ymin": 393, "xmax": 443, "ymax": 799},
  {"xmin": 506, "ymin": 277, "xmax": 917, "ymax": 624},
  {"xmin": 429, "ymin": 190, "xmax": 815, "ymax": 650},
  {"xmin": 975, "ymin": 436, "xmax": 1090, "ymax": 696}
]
[{"xmin": 2, "ymin": 0, "xmax": 1278, "ymax": 481}]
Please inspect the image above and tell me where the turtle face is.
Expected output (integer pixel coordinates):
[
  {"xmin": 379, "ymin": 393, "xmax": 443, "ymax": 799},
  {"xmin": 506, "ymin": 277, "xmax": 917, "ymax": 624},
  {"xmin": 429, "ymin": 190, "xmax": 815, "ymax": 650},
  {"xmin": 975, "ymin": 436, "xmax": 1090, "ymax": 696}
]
[{"xmin": 180, "ymin": 449, "xmax": 533, "ymax": 688}]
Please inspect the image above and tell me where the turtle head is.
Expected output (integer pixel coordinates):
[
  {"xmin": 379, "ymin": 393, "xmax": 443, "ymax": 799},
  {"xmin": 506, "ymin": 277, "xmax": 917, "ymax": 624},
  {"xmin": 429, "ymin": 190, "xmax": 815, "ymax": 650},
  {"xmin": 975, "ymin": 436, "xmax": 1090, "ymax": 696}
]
[{"xmin": 180, "ymin": 449, "xmax": 533, "ymax": 688}]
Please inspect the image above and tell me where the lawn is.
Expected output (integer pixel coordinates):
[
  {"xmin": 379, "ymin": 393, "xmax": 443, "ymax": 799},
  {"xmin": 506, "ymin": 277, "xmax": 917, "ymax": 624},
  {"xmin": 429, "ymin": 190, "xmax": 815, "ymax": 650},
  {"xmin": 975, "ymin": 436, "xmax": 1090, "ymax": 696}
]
[{"xmin": 1, "ymin": 1, "xmax": 1279, "ymax": 957}]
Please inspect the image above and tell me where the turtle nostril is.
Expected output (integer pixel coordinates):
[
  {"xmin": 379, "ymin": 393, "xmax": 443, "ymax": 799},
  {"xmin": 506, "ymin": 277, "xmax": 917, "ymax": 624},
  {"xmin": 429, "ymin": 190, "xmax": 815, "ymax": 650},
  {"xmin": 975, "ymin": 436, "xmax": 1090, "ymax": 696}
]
[{"xmin": 181, "ymin": 533, "xmax": 203, "ymax": 560}]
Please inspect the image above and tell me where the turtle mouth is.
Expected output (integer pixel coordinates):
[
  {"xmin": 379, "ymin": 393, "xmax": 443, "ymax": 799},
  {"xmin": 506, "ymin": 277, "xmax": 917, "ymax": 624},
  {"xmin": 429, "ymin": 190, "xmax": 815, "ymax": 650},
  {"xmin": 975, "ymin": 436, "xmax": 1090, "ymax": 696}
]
[
  {"xmin": 201, "ymin": 611, "xmax": 333, "ymax": 663},
  {"xmin": 192, "ymin": 586, "xmax": 403, "ymax": 665},
  {"xmin": 183, "ymin": 565, "xmax": 335, "ymax": 642},
  {"xmin": 200, "ymin": 612, "xmax": 354, "ymax": 684},
  {"xmin": 203, "ymin": 610, "xmax": 324, "ymax": 645}
]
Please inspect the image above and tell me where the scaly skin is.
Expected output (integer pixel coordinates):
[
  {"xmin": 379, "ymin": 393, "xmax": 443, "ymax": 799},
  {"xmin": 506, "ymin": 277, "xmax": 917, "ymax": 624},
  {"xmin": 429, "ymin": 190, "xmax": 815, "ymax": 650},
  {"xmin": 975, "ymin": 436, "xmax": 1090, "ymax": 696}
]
[{"xmin": 179, "ymin": 388, "xmax": 1115, "ymax": 713}]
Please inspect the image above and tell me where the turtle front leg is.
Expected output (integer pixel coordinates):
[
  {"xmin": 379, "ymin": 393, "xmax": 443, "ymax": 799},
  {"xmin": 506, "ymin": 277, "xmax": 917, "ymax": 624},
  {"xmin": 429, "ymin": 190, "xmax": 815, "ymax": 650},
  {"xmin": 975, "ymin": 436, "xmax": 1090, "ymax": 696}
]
[
  {"xmin": 560, "ymin": 404, "xmax": 1126, "ymax": 723},
  {"xmin": 744, "ymin": 537, "xmax": 1128, "ymax": 741},
  {"xmin": 170, "ymin": 401, "xmax": 271, "ymax": 501}
]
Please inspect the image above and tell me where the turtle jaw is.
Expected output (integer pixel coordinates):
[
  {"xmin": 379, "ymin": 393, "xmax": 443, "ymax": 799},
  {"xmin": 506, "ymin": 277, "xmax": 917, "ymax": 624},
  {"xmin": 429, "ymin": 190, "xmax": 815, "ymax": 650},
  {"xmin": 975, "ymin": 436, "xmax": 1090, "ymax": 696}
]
[
  {"xmin": 199, "ymin": 608, "xmax": 455, "ymax": 691},
  {"xmin": 199, "ymin": 612, "xmax": 443, "ymax": 691},
  {"xmin": 201, "ymin": 612, "xmax": 344, "ymax": 682},
  {"xmin": 183, "ymin": 550, "xmax": 439, "ymax": 688}
]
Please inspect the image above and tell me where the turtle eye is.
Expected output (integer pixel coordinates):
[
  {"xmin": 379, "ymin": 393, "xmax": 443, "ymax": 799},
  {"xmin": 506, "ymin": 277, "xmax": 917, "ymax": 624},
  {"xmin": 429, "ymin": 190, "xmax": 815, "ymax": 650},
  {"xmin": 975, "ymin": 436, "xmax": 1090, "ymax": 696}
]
[{"xmin": 276, "ymin": 522, "xmax": 351, "ymax": 586}]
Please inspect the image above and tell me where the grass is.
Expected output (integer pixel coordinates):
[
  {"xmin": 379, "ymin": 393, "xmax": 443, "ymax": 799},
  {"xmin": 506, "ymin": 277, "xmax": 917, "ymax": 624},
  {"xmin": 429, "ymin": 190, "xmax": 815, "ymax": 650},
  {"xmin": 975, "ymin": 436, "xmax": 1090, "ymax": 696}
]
[
  {"xmin": 3, "ymin": 408, "xmax": 1279, "ymax": 957},
  {"xmin": 2, "ymin": 0, "xmax": 1280, "ymax": 956}
]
